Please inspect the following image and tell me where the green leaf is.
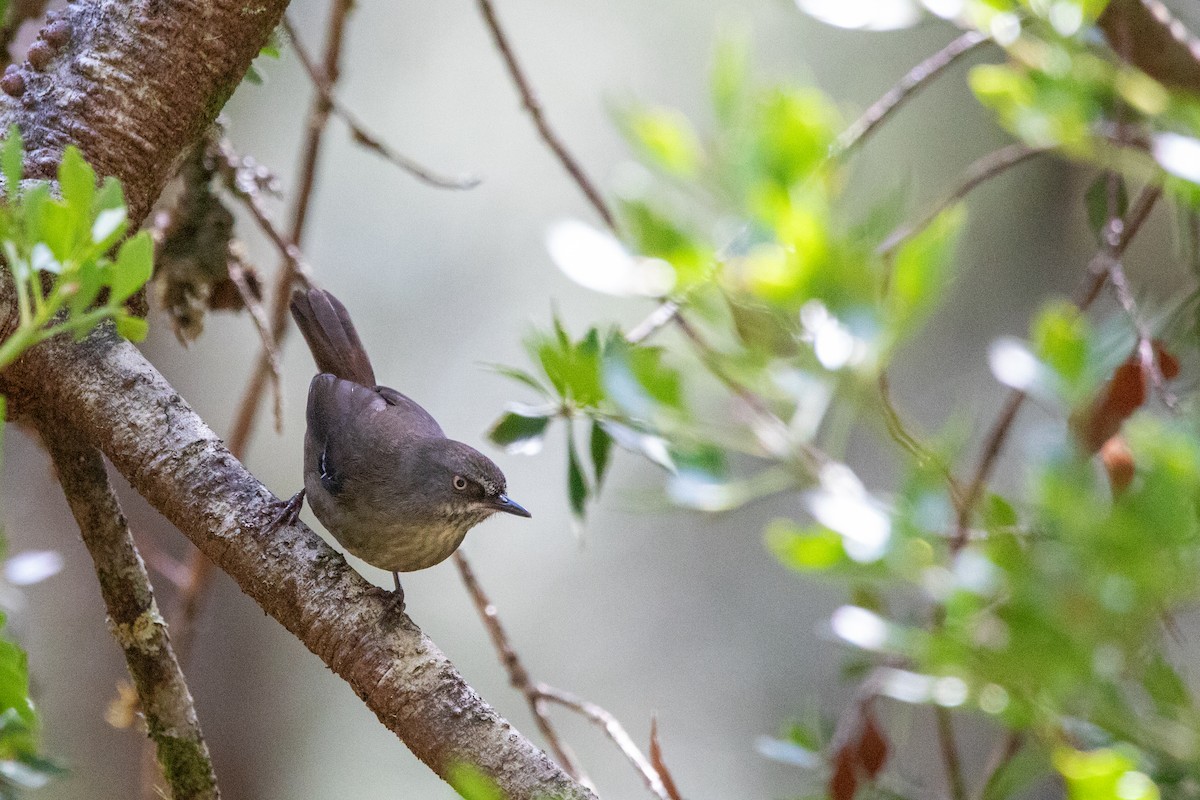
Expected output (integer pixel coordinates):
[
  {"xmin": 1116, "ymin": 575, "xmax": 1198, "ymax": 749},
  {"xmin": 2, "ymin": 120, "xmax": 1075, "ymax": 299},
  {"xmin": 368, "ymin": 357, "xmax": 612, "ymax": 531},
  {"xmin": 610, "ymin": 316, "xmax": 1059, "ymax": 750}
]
[
  {"xmin": 624, "ymin": 106, "xmax": 702, "ymax": 176},
  {"xmin": 114, "ymin": 313, "xmax": 148, "ymax": 342},
  {"xmin": 446, "ymin": 764, "xmax": 504, "ymax": 800},
  {"xmin": 484, "ymin": 363, "xmax": 550, "ymax": 397},
  {"xmin": 887, "ymin": 203, "xmax": 964, "ymax": 339},
  {"xmin": 1143, "ymin": 653, "xmax": 1190, "ymax": 715},
  {"xmin": 66, "ymin": 260, "xmax": 105, "ymax": 317},
  {"xmin": 982, "ymin": 493, "xmax": 1019, "ymax": 530},
  {"xmin": 93, "ymin": 176, "xmax": 124, "ymax": 212},
  {"xmin": 1032, "ymin": 301, "xmax": 1090, "ymax": 388},
  {"xmin": 982, "ymin": 742, "xmax": 1051, "ymax": 800},
  {"xmin": 590, "ymin": 419, "xmax": 612, "ymax": 487},
  {"xmin": 600, "ymin": 419, "xmax": 675, "ymax": 471},
  {"xmin": 488, "ymin": 409, "xmax": 551, "ymax": 454},
  {"xmin": 57, "ymin": 146, "xmax": 95, "ymax": 226},
  {"xmin": 1053, "ymin": 747, "xmax": 1158, "ymax": 800},
  {"xmin": 90, "ymin": 207, "xmax": 126, "ymax": 248},
  {"xmin": 110, "ymin": 231, "xmax": 153, "ymax": 302},
  {"xmin": 566, "ymin": 428, "xmax": 589, "ymax": 519},
  {"xmin": 34, "ymin": 200, "xmax": 76, "ymax": 261},
  {"xmin": 711, "ymin": 35, "xmax": 749, "ymax": 124},
  {"xmin": 0, "ymin": 126, "xmax": 21, "ymax": 201},
  {"xmin": 766, "ymin": 520, "xmax": 848, "ymax": 571}
]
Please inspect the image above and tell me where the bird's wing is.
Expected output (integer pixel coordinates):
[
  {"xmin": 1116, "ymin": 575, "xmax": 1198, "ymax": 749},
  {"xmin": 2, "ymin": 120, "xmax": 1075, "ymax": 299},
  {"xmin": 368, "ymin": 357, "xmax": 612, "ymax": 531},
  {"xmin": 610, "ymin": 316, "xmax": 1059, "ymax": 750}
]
[{"xmin": 373, "ymin": 385, "xmax": 445, "ymax": 439}]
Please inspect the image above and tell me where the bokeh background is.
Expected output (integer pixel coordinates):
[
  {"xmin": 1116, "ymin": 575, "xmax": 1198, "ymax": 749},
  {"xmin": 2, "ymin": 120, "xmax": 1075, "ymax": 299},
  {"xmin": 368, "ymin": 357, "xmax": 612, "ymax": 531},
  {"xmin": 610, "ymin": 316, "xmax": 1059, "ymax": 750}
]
[{"xmin": 3, "ymin": 0, "xmax": 1196, "ymax": 797}]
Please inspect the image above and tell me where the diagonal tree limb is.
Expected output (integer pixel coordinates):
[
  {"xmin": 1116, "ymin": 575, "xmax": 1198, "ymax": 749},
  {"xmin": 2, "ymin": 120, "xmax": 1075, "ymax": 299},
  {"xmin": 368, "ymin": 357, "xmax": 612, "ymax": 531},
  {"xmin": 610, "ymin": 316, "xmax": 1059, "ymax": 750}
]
[
  {"xmin": 40, "ymin": 416, "xmax": 220, "ymax": 800},
  {"xmin": 3, "ymin": 321, "xmax": 595, "ymax": 800}
]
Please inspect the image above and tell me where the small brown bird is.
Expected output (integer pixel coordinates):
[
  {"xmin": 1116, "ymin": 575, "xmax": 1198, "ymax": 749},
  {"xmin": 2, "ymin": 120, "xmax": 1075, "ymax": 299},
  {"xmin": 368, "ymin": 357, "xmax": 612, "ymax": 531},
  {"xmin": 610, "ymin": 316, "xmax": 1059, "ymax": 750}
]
[{"xmin": 276, "ymin": 288, "xmax": 530, "ymax": 605}]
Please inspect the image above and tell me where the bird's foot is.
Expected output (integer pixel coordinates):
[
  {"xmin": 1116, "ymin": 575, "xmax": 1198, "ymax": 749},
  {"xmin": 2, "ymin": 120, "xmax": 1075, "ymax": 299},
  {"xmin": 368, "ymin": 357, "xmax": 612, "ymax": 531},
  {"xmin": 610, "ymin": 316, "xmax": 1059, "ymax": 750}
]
[
  {"xmin": 266, "ymin": 489, "xmax": 306, "ymax": 533},
  {"xmin": 390, "ymin": 572, "xmax": 406, "ymax": 613}
]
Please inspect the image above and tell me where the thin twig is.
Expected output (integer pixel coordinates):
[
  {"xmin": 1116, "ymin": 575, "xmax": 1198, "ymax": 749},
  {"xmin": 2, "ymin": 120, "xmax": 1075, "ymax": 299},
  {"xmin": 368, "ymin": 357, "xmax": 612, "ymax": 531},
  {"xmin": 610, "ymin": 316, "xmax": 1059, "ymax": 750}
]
[
  {"xmin": 538, "ymin": 685, "xmax": 673, "ymax": 800},
  {"xmin": 975, "ymin": 731, "xmax": 1023, "ymax": 800},
  {"xmin": 934, "ymin": 706, "xmax": 967, "ymax": 800},
  {"xmin": 41, "ymin": 419, "xmax": 220, "ymax": 800},
  {"xmin": 878, "ymin": 144, "xmax": 1048, "ymax": 257},
  {"xmin": 950, "ymin": 184, "xmax": 1163, "ymax": 551},
  {"xmin": 228, "ymin": 253, "xmax": 286, "ymax": 433},
  {"xmin": 627, "ymin": 300, "xmax": 679, "ymax": 344},
  {"xmin": 475, "ymin": 0, "xmax": 616, "ymax": 231},
  {"xmin": 281, "ymin": 17, "xmax": 479, "ymax": 190},
  {"xmin": 452, "ymin": 552, "xmax": 591, "ymax": 788},
  {"xmin": 836, "ymin": 30, "xmax": 991, "ymax": 155},
  {"xmin": 211, "ymin": 137, "xmax": 316, "ymax": 288}
]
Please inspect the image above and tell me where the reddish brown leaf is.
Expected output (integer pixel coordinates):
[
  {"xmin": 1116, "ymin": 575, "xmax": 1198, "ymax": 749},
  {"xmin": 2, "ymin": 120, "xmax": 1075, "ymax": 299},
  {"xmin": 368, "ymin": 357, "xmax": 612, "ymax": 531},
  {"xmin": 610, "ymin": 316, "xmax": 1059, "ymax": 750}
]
[
  {"xmin": 1099, "ymin": 0, "xmax": 1200, "ymax": 94},
  {"xmin": 1152, "ymin": 339, "xmax": 1180, "ymax": 380},
  {"xmin": 857, "ymin": 711, "xmax": 889, "ymax": 778},
  {"xmin": 1073, "ymin": 358, "xmax": 1148, "ymax": 453},
  {"xmin": 648, "ymin": 716, "xmax": 684, "ymax": 800},
  {"xmin": 1101, "ymin": 435, "xmax": 1136, "ymax": 495},
  {"xmin": 829, "ymin": 744, "xmax": 858, "ymax": 800}
]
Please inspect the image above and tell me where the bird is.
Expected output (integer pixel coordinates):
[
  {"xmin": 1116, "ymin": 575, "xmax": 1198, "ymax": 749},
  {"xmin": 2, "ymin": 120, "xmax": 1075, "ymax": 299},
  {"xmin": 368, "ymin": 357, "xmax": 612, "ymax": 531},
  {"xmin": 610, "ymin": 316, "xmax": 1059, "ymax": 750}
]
[{"xmin": 274, "ymin": 288, "xmax": 530, "ymax": 606}]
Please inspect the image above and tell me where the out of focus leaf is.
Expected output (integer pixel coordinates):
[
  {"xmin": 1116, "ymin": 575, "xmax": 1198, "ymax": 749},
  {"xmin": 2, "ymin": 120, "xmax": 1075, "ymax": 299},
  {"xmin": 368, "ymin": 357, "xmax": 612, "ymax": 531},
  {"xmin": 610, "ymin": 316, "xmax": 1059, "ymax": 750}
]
[
  {"xmin": 590, "ymin": 420, "xmax": 612, "ymax": 488},
  {"xmin": 886, "ymin": 203, "xmax": 964, "ymax": 339},
  {"xmin": 766, "ymin": 520, "xmax": 848, "ymax": 571},
  {"xmin": 624, "ymin": 106, "xmax": 702, "ymax": 177},
  {"xmin": 1032, "ymin": 302, "xmax": 1090, "ymax": 389},
  {"xmin": 566, "ymin": 429, "xmax": 589, "ymax": 519},
  {"xmin": 0, "ymin": 126, "xmax": 21, "ymax": 201},
  {"xmin": 982, "ymin": 741, "xmax": 1051, "ymax": 800},
  {"xmin": 447, "ymin": 763, "xmax": 504, "ymax": 800},
  {"xmin": 488, "ymin": 409, "xmax": 552, "ymax": 455},
  {"xmin": 1053, "ymin": 747, "xmax": 1158, "ymax": 800}
]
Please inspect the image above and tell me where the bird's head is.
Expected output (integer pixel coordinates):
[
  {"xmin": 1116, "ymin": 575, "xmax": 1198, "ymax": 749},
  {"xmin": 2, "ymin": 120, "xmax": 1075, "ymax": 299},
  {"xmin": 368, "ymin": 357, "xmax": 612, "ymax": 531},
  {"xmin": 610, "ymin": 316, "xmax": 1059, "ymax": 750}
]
[{"xmin": 411, "ymin": 438, "xmax": 531, "ymax": 529}]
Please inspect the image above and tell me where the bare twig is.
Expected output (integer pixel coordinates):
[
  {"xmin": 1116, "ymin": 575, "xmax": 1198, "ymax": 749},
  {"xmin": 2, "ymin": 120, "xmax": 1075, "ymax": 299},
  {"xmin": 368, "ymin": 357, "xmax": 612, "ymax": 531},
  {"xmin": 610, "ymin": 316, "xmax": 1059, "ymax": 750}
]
[
  {"xmin": 40, "ymin": 418, "xmax": 220, "ymax": 800},
  {"xmin": 627, "ymin": 300, "xmax": 679, "ymax": 344},
  {"xmin": 475, "ymin": 0, "xmax": 616, "ymax": 231},
  {"xmin": 454, "ymin": 552, "xmax": 680, "ymax": 799},
  {"xmin": 281, "ymin": 17, "xmax": 479, "ymax": 190},
  {"xmin": 538, "ymin": 686, "xmax": 673, "ymax": 800},
  {"xmin": 453, "ymin": 552, "xmax": 590, "ymax": 788},
  {"xmin": 878, "ymin": 144, "xmax": 1049, "ymax": 257},
  {"xmin": 975, "ymin": 731, "xmax": 1024, "ymax": 800},
  {"xmin": 648, "ymin": 717, "xmax": 684, "ymax": 800},
  {"xmin": 836, "ymin": 30, "xmax": 991, "ymax": 155},
  {"xmin": 950, "ymin": 184, "xmax": 1163, "ymax": 551},
  {"xmin": 211, "ymin": 137, "xmax": 316, "ymax": 288},
  {"xmin": 228, "ymin": 252, "xmax": 285, "ymax": 433},
  {"xmin": 934, "ymin": 706, "xmax": 967, "ymax": 800}
]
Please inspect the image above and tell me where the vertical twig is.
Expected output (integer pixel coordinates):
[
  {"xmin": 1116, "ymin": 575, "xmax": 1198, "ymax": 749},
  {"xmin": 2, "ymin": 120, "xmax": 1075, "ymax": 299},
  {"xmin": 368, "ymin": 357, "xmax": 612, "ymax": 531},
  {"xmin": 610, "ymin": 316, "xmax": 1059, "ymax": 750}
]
[
  {"xmin": 475, "ymin": 0, "xmax": 616, "ymax": 231},
  {"xmin": 41, "ymin": 419, "xmax": 220, "ymax": 800},
  {"xmin": 934, "ymin": 706, "xmax": 967, "ymax": 800}
]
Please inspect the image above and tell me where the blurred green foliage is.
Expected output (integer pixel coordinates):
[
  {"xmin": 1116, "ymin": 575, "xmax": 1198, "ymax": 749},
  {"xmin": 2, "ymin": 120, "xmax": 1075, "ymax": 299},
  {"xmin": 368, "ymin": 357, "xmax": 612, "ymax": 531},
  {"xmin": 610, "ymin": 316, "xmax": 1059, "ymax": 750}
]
[{"xmin": 488, "ymin": 0, "xmax": 1200, "ymax": 797}]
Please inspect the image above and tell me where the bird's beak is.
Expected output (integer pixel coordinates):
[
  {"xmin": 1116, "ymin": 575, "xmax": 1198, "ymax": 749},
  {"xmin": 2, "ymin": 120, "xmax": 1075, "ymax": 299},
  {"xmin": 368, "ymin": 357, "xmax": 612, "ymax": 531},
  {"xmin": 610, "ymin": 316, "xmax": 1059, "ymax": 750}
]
[{"xmin": 492, "ymin": 494, "xmax": 531, "ymax": 518}]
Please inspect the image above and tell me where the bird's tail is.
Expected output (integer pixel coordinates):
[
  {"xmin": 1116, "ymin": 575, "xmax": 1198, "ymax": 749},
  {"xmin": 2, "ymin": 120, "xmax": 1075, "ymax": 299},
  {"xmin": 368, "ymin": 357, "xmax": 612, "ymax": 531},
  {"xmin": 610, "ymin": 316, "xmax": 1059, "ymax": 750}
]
[{"xmin": 289, "ymin": 288, "xmax": 377, "ymax": 387}]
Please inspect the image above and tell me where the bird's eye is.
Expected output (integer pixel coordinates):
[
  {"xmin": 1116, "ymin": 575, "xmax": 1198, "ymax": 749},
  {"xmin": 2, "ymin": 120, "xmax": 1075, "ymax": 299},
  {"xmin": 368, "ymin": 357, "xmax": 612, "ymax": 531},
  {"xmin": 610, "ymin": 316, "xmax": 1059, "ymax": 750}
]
[{"xmin": 452, "ymin": 475, "xmax": 468, "ymax": 491}]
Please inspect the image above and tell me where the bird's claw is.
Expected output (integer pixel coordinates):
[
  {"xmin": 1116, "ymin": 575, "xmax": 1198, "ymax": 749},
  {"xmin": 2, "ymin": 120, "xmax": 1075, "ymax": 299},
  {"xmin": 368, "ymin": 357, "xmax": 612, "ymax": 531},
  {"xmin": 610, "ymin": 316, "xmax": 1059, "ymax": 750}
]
[{"xmin": 267, "ymin": 489, "xmax": 306, "ymax": 533}]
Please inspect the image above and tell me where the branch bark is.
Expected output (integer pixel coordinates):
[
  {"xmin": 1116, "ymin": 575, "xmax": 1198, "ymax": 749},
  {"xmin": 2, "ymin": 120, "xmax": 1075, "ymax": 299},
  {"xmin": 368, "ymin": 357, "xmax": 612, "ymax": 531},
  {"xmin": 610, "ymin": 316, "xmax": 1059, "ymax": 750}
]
[
  {"xmin": 0, "ymin": 0, "xmax": 595, "ymax": 796},
  {"xmin": 39, "ymin": 419, "xmax": 220, "ymax": 800}
]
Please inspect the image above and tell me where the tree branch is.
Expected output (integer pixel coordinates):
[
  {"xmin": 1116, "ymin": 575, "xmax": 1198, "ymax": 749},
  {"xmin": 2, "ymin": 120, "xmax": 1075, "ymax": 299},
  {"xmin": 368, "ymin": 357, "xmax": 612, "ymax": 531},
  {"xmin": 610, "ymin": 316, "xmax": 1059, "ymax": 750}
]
[
  {"xmin": 3, "ymin": 322, "xmax": 595, "ymax": 800},
  {"xmin": 475, "ymin": 0, "xmax": 616, "ymax": 231},
  {"xmin": 39, "ymin": 417, "xmax": 220, "ymax": 800}
]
